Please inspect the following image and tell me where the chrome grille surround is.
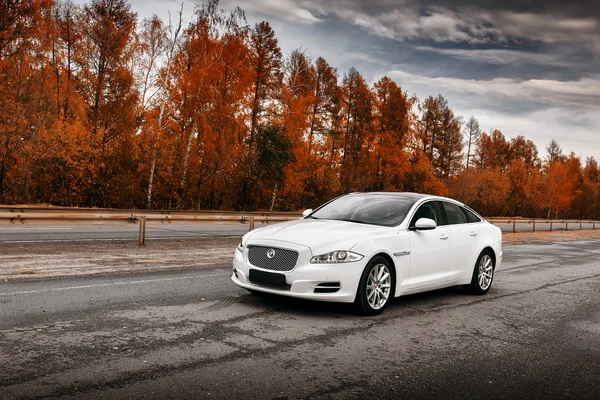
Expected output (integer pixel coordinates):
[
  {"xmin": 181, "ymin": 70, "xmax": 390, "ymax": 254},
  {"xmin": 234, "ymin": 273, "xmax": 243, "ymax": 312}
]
[{"xmin": 247, "ymin": 245, "xmax": 299, "ymax": 272}]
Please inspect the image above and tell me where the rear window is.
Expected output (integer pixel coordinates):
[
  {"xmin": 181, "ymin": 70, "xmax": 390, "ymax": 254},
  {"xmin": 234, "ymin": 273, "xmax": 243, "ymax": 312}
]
[
  {"xmin": 462, "ymin": 207, "xmax": 482, "ymax": 223},
  {"xmin": 442, "ymin": 202, "xmax": 467, "ymax": 225}
]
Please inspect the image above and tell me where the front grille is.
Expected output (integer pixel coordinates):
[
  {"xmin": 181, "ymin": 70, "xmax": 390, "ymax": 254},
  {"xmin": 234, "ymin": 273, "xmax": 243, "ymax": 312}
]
[{"xmin": 248, "ymin": 246, "xmax": 298, "ymax": 272}]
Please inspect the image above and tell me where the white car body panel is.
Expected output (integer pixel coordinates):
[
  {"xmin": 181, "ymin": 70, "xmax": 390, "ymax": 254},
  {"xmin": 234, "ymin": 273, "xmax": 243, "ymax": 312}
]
[
  {"xmin": 406, "ymin": 227, "xmax": 452, "ymax": 289},
  {"xmin": 231, "ymin": 193, "xmax": 503, "ymax": 304}
]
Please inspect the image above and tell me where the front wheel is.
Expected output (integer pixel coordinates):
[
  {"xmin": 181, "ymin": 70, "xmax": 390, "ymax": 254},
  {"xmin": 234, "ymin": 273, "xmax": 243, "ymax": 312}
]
[
  {"xmin": 463, "ymin": 250, "xmax": 495, "ymax": 295},
  {"xmin": 355, "ymin": 256, "xmax": 394, "ymax": 315}
]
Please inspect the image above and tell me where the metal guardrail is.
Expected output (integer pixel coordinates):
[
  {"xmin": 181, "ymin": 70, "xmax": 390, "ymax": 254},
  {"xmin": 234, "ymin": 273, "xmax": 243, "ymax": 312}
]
[
  {"xmin": 0, "ymin": 207, "xmax": 300, "ymax": 245},
  {"xmin": 486, "ymin": 218, "xmax": 598, "ymax": 233},
  {"xmin": 0, "ymin": 207, "xmax": 598, "ymax": 245}
]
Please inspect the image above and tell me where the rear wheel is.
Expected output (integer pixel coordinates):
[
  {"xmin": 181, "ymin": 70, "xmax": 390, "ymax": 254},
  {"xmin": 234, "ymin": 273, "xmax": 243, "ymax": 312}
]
[
  {"xmin": 355, "ymin": 256, "xmax": 394, "ymax": 315},
  {"xmin": 463, "ymin": 250, "xmax": 494, "ymax": 295}
]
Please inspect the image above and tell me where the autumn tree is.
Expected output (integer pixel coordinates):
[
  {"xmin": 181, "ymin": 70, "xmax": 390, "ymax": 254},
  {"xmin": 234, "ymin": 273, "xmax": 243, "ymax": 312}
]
[
  {"xmin": 75, "ymin": 0, "xmax": 138, "ymax": 206},
  {"xmin": 0, "ymin": 1, "xmax": 597, "ymax": 220},
  {"xmin": 509, "ymin": 135, "xmax": 539, "ymax": 169},
  {"xmin": 270, "ymin": 48, "xmax": 316, "ymax": 208},
  {"xmin": 404, "ymin": 152, "xmax": 447, "ymax": 196},
  {"xmin": 290, "ymin": 56, "xmax": 342, "ymax": 208},
  {"xmin": 255, "ymin": 125, "xmax": 295, "ymax": 210},
  {"xmin": 541, "ymin": 154, "xmax": 582, "ymax": 219},
  {"xmin": 0, "ymin": 0, "xmax": 56, "ymax": 203},
  {"xmin": 137, "ymin": 10, "xmax": 181, "ymax": 208},
  {"xmin": 474, "ymin": 129, "xmax": 510, "ymax": 170},
  {"xmin": 416, "ymin": 95, "xmax": 462, "ymax": 179},
  {"xmin": 369, "ymin": 76, "xmax": 411, "ymax": 191},
  {"xmin": 238, "ymin": 21, "xmax": 282, "ymax": 209},
  {"xmin": 583, "ymin": 157, "xmax": 599, "ymax": 183},
  {"xmin": 417, "ymin": 95, "xmax": 440, "ymax": 159},
  {"xmin": 546, "ymin": 139, "xmax": 563, "ymax": 163},
  {"xmin": 434, "ymin": 101, "xmax": 463, "ymax": 179},
  {"xmin": 307, "ymin": 57, "xmax": 340, "ymax": 154},
  {"xmin": 54, "ymin": 0, "xmax": 82, "ymax": 120},
  {"xmin": 247, "ymin": 21, "xmax": 282, "ymax": 147},
  {"xmin": 449, "ymin": 168, "xmax": 509, "ymax": 216},
  {"xmin": 575, "ymin": 157, "xmax": 600, "ymax": 219},
  {"xmin": 464, "ymin": 116, "xmax": 481, "ymax": 169},
  {"xmin": 340, "ymin": 67, "xmax": 372, "ymax": 192}
]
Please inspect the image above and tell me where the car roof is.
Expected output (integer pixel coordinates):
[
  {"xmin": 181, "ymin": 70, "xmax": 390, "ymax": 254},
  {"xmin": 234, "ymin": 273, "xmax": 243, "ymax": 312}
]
[
  {"xmin": 348, "ymin": 192, "xmax": 464, "ymax": 205},
  {"xmin": 349, "ymin": 192, "xmax": 431, "ymax": 200}
]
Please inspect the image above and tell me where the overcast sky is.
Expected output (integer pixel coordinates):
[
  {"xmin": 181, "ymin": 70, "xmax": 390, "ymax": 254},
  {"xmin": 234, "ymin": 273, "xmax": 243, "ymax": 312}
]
[{"xmin": 82, "ymin": 0, "xmax": 600, "ymax": 161}]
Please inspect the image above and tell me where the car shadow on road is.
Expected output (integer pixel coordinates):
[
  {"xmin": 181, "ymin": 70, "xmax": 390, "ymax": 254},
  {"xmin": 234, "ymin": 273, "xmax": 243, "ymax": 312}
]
[{"xmin": 237, "ymin": 285, "xmax": 470, "ymax": 318}]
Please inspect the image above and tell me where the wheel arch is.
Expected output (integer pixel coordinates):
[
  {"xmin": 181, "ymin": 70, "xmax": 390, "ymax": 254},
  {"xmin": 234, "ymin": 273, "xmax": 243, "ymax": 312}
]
[
  {"xmin": 481, "ymin": 246, "xmax": 496, "ymax": 266},
  {"xmin": 370, "ymin": 251, "xmax": 397, "ymax": 290}
]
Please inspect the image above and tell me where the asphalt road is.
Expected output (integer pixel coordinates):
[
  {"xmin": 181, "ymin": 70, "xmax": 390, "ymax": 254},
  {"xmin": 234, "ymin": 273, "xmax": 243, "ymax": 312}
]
[
  {"xmin": 1, "ymin": 240, "xmax": 600, "ymax": 399},
  {"xmin": 0, "ymin": 221, "xmax": 594, "ymax": 242}
]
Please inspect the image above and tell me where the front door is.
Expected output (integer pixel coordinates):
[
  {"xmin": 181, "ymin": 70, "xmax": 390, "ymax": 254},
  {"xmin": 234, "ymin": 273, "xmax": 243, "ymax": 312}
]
[{"xmin": 406, "ymin": 201, "xmax": 451, "ymax": 289}]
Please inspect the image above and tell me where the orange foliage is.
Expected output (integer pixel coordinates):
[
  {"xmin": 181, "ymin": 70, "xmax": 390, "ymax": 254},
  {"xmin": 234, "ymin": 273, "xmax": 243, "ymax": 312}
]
[{"xmin": 0, "ymin": 0, "xmax": 598, "ymax": 219}]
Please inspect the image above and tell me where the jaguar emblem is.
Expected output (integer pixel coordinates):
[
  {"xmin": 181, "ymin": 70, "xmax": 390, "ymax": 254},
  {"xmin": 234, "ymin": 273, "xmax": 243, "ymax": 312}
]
[{"xmin": 266, "ymin": 248, "xmax": 276, "ymax": 259}]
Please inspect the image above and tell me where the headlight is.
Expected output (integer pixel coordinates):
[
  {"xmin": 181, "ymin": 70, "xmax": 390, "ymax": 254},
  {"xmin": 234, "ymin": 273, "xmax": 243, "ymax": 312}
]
[
  {"xmin": 310, "ymin": 251, "xmax": 363, "ymax": 264},
  {"xmin": 236, "ymin": 241, "xmax": 244, "ymax": 252}
]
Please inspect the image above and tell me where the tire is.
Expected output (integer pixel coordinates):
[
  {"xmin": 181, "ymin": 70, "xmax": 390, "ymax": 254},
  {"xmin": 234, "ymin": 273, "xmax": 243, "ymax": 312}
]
[
  {"xmin": 463, "ymin": 249, "xmax": 495, "ymax": 295},
  {"xmin": 354, "ymin": 256, "xmax": 395, "ymax": 316}
]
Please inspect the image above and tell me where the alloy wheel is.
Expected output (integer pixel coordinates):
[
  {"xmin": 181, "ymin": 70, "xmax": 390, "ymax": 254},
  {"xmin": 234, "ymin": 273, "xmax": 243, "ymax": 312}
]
[
  {"xmin": 478, "ymin": 255, "xmax": 493, "ymax": 290},
  {"xmin": 366, "ymin": 263, "xmax": 391, "ymax": 310}
]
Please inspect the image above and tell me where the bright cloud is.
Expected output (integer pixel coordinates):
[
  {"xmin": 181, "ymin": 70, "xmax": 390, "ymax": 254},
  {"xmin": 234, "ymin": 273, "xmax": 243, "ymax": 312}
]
[{"xmin": 386, "ymin": 70, "xmax": 600, "ymax": 109}]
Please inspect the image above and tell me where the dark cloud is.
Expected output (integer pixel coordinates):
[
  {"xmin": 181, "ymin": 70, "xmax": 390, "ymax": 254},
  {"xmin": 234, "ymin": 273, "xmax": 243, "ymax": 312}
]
[{"xmin": 420, "ymin": 0, "xmax": 600, "ymax": 19}]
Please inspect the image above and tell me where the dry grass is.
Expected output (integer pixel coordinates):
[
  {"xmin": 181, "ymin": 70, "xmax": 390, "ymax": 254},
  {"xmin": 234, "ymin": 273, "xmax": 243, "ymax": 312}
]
[{"xmin": 503, "ymin": 229, "xmax": 600, "ymax": 246}]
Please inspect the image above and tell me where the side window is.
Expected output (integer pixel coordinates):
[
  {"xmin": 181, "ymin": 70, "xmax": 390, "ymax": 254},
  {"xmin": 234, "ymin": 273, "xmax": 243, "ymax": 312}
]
[
  {"xmin": 410, "ymin": 202, "xmax": 446, "ymax": 227},
  {"xmin": 442, "ymin": 202, "xmax": 467, "ymax": 225},
  {"xmin": 461, "ymin": 207, "xmax": 482, "ymax": 223}
]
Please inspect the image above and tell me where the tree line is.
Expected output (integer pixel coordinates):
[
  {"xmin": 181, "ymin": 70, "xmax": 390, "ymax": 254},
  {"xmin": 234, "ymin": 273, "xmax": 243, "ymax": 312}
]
[{"xmin": 1, "ymin": 0, "xmax": 598, "ymax": 219}]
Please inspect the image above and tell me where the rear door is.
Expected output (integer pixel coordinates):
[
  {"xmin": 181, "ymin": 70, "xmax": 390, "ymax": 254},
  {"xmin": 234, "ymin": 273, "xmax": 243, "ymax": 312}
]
[
  {"xmin": 407, "ymin": 201, "xmax": 451, "ymax": 289},
  {"xmin": 441, "ymin": 201, "xmax": 477, "ymax": 282}
]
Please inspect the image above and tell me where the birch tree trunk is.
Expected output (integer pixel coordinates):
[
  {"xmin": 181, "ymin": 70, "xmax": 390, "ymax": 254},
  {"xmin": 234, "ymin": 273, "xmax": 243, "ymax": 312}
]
[
  {"xmin": 146, "ymin": 7, "xmax": 183, "ymax": 208},
  {"xmin": 269, "ymin": 182, "xmax": 278, "ymax": 212},
  {"xmin": 176, "ymin": 125, "xmax": 196, "ymax": 208}
]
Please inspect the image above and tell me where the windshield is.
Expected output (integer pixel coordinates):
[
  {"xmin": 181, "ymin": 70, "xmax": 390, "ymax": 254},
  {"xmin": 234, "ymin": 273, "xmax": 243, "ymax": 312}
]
[{"xmin": 309, "ymin": 194, "xmax": 417, "ymax": 227}]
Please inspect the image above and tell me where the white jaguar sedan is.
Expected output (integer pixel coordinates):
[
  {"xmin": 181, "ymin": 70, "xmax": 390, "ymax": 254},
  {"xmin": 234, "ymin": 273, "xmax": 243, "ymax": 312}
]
[{"xmin": 232, "ymin": 192, "xmax": 502, "ymax": 315}]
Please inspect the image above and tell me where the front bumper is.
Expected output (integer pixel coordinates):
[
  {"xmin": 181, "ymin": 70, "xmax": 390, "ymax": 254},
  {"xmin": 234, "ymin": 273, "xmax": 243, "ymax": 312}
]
[{"xmin": 231, "ymin": 247, "xmax": 365, "ymax": 303}]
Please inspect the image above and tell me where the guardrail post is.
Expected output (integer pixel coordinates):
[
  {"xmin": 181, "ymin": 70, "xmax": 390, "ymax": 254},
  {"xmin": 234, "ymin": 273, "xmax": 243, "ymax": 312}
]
[
  {"xmin": 512, "ymin": 220, "xmax": 516, "ymax": 233},
  {"xmin": 549, "ymin": 221, "xmax": 552, "ymax": 231},
  {"xmin": 249, "ymin": 216, "xmax": 255, "ymax": 231},
  {"xmin": 593, "ymin": 222, "xmax": 596, "ymax": 230},
  {"xmin": 532, "ymin": 220, "xmax": 536, "ymax": 232},
  {"xmin": 580, "ymin": 221, "xmax": 583, "ymax": 230},
  {"xmin": 565, "ymin": 221, "xmax": 568, "ymax": 231},
  {"xmin": 139, "ymin": 216, "xmax": 146, "ymax": 246}
]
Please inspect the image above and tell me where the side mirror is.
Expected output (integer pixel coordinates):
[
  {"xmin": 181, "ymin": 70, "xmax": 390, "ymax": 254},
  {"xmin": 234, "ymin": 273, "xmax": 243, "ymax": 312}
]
[
  {"xmin": 302, "ymin": 209, "xmax": 313, "ymax": 218},
  {"xmin": 414, "ymin": 218, "xmax": 436, "ymax": 230}
]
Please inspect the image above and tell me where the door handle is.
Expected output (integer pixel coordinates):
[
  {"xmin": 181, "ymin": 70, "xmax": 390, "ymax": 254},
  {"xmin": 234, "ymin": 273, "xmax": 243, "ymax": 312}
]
[
  {"xmin": 470, "ymin": 231, "xmax": 478, "ymax": 237},
  {"xmin": 440, "ymin": 234, "xmax": 449, "ymax": 240}
]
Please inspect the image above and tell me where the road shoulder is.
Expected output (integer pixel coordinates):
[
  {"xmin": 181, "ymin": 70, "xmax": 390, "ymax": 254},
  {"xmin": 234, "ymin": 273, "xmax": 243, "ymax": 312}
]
[
  {"xmin": 1, "ymin": 230, "xmax": 600, "ymax": 282},
  {"xmin": 0, "ymin": 238, "xmax": 238, "ymax": 281}
]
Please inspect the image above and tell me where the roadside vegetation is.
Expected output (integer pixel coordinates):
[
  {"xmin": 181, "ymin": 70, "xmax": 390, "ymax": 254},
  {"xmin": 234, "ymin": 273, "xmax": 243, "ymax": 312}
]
[{"xmin": 0, "ymin": 0, "xmax": 598, "ymax": 219}]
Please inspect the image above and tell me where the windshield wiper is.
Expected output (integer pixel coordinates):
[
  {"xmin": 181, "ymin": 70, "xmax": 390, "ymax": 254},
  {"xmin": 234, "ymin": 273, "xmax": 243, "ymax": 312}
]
[{"xmin": 337, "ymin": 218, "xmax": 371, "ymax": 225}]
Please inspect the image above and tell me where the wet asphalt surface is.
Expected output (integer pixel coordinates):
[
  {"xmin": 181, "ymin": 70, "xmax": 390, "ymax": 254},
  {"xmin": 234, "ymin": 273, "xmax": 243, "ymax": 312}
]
[{"xmin": 1, "ymin": 240, "xmax": 599, "ymax": 399}]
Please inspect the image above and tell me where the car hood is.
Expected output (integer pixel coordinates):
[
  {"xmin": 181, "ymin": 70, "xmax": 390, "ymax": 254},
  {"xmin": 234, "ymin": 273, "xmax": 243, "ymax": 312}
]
[{"xmin": 246, "ymin": 219, "xmax": 392, "ymax": 253}]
